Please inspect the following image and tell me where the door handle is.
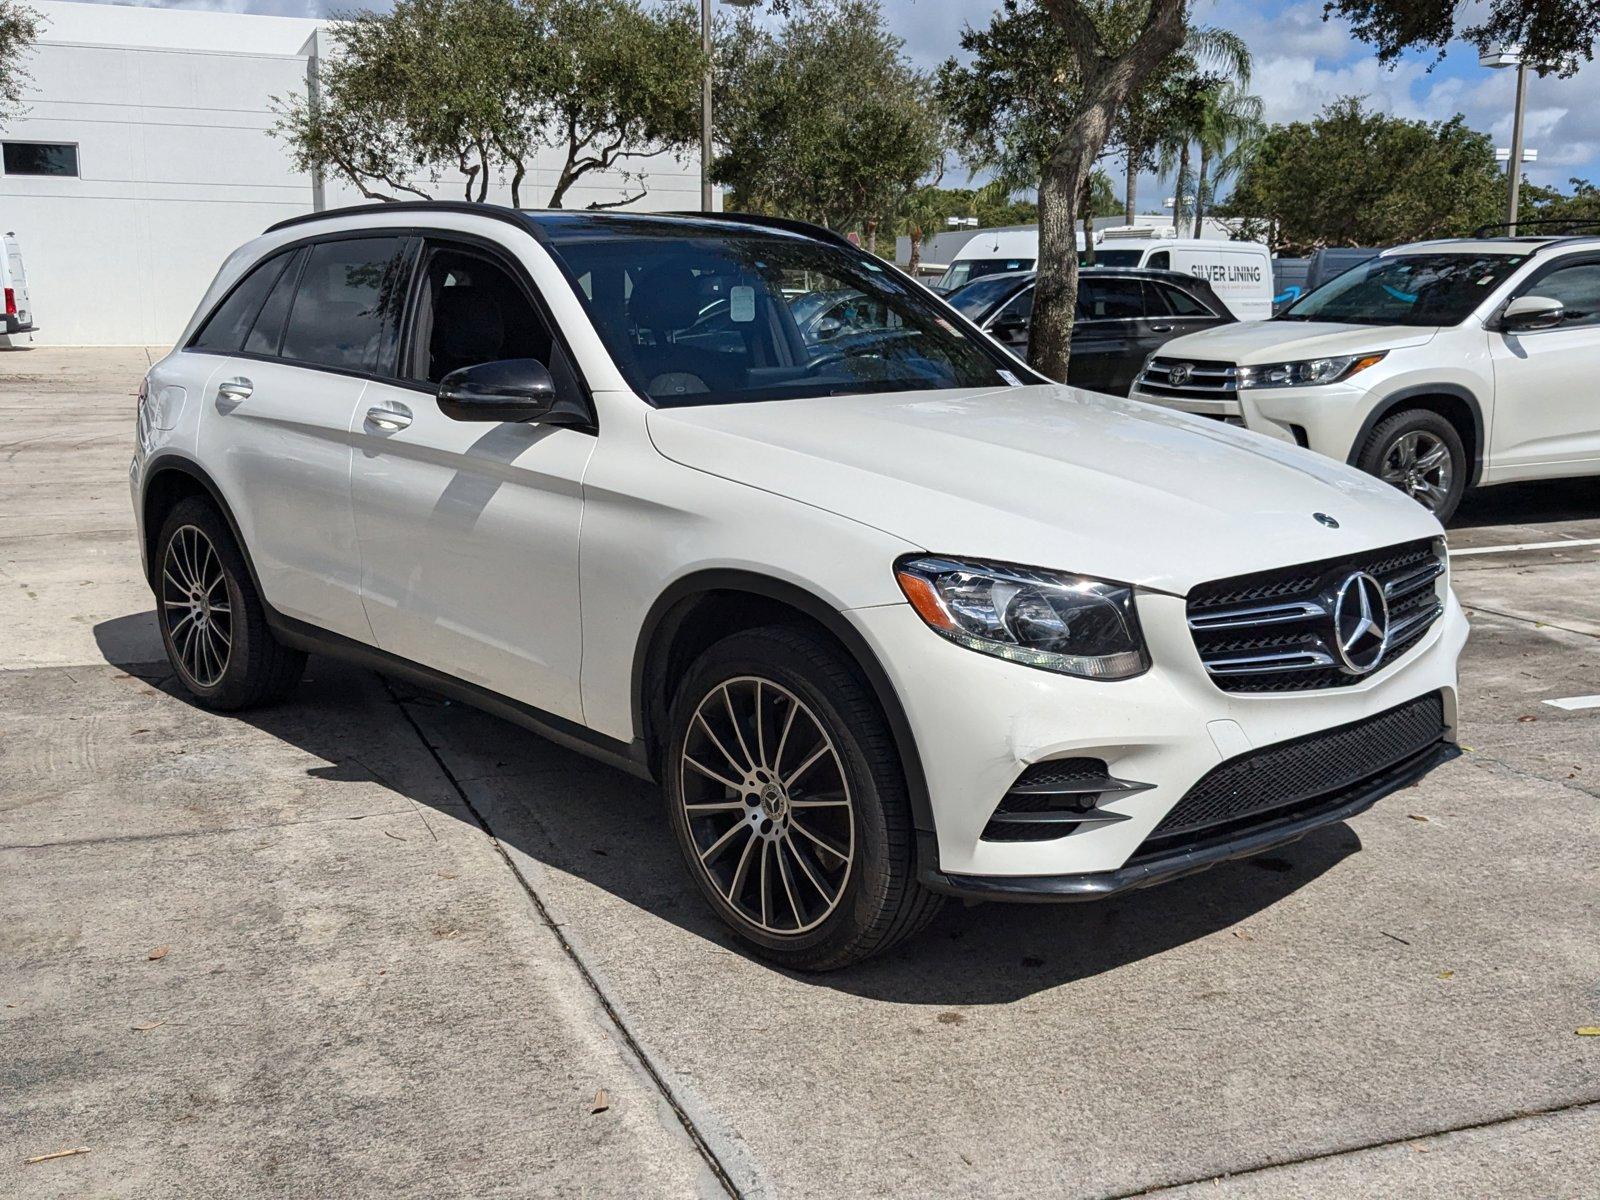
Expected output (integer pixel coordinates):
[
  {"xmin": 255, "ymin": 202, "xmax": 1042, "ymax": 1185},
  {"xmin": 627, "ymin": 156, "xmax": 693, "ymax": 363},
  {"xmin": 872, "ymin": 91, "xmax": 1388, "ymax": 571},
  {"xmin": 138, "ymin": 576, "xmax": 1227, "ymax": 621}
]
[
  {"xmin": 365, "ymin": 404, "xmax": 412, "ymax": 432},
  {"xmin": 216, "ymin": 377, "xmax": 253, "ymax": 402},
  {"xmin": 1150, "ymin": 323, "xmax": 1174, "ymax": 333}
]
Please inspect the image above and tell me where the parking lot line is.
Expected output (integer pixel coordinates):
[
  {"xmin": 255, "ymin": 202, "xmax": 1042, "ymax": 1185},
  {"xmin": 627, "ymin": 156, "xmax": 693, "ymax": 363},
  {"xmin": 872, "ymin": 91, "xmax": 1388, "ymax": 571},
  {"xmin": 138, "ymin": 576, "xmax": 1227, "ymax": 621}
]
[
  {"xmin": 1450, "ymin": 537, "xmax": 1600, "ymax": 558},
  {"xmin": 1542, "ymin": 694, "xmax": 1600, "ymax": 711}
]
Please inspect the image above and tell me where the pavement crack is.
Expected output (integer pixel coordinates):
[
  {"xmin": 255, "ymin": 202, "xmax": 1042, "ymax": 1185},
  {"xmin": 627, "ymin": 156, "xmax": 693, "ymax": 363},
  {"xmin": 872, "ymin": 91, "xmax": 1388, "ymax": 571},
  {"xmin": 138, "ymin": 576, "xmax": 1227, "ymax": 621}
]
[
  {"xmin": 1463, "ymin": 603, "xmax": 1600, "ymax": 641},
  {"xmin": 377, "ymin": 674, "xmax": 744, "ymax": 1200},
  {"xmin": 1105, "ymin": 1095, "xmax": 1600, "ymax": 1198}
]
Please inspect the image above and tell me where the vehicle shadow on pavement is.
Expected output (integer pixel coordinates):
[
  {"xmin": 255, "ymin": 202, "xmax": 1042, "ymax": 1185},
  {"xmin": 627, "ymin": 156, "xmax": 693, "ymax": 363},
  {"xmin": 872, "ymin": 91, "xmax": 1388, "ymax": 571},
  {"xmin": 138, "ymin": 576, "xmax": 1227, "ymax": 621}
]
[
  {"xmin": 94, "ymin": 611, "xmax": 1359, "ymax": 1005},
  {"xmin": 1454, "ymin": 476, "xmax": 1599, "ymax": 529}
]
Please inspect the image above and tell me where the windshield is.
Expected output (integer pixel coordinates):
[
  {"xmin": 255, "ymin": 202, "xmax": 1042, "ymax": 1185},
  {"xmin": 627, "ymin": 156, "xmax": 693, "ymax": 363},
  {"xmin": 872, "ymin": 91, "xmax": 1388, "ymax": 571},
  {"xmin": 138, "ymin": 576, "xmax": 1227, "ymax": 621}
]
[
  {"xmin": 946, "ymin": 272, "xmax": 1030, "ymax": 320},
  {"xmin": 1279, "ymin": 253, "xmax": 1525, "ymax": 326},
  {"xmin": 937, "ymin": 257, "xmax": 1035, "ymax": 290},
  {"xmin": 539, "ymin": 215, "xmax": 1017, "ymax": 407}
]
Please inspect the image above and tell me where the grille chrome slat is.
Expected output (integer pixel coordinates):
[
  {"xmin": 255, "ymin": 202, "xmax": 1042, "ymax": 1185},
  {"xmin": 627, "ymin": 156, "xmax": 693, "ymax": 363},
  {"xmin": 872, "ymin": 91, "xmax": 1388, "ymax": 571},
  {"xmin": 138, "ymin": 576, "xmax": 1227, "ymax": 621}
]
[
  {"xmin": 1137, "ymin": 356, "xmax": 1240, "ymax": 401},
  {"xmin": 1188, "ymin": 599, "xmax": 1327, "ymax": 632},
  {"xmin": 1188, "ymin": 539, "xmax": 1446, "ymax": 693}
]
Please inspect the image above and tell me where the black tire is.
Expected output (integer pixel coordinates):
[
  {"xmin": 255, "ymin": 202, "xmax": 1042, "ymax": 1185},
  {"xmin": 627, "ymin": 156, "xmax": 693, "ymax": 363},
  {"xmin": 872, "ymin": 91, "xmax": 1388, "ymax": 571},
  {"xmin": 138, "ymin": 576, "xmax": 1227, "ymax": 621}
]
[
  {"xmin": 1356, "ymin": 408, "xmax": 1467, "ymax": 523},
  {"xmin": 154, "ymin": 496, "xmax": 306, "ymax": 710},
  {"xmin": 663, "ymin": 624, "xmax": 942, "ymax": 971}
]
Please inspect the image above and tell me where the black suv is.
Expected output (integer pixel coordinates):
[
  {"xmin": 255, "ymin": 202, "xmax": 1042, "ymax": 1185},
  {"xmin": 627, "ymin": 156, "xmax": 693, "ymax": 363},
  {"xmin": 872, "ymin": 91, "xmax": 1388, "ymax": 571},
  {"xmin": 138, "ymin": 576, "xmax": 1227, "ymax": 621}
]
[{"xmin": 946, "ymin": 267, "xmax": 1235, "ymax": 396}]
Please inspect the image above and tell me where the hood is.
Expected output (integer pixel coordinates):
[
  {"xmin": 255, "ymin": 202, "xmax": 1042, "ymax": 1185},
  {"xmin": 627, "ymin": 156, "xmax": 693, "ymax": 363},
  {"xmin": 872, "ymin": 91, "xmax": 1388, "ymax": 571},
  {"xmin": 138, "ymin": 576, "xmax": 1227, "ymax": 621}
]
[
  {"xmin": 646, "ymin": 384, "xmax": 1442, "ymax": 594},
  {"xmin": 1156, "ymin": 319, "xmax": 1437, "ymax": 364}
]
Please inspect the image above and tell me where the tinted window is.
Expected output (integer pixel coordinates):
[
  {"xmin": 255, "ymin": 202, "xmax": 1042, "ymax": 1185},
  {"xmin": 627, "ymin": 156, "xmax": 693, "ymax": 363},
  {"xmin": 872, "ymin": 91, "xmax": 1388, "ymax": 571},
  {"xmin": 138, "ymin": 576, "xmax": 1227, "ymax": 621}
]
[
  {"xmin": 939, "ymin": 257, "xmax": 1034, "ymax": 290},
  {"xmin": 947, "ymin": 273, "xmax": 1030, "ymax": 320},
  {"xmin": 1280, "ymin": 254, "xmax": 1524, "ymax": 327},
  {"xmin": 1145, "ymin": 250, "xmax": 1171, "ymax": 270},
  {"xmin": 410, "ymin": 245, "xmax": 555, "ymax": 384},
  {"xmin": 281, "ymin": 237, "xmax": 412, "ymax": 373},
  {"xmin": 1154, "ymin": 282, "xmax": 1209, "ymax": 316},
  {"xmin": 243, "ymin": 248, "xmax": 304, "ymax": 356},
  {"xmin": 1526, "ymin": 261, "xmax": 1600, "ymax": 328},
  {"xmin": 192, "ymin": 251, "xmax": 294, "ymax": 352},
  {"xmin": 2, "ymin": 143, "xmax": 78, "ymax": 177},
  {"xmin": 997, "ymin": 287, "xmax": 1033, "ymax": 323},
  {"xmin": 1078, "ymin": 278, "xmax": 1145, "ymax": 320},
  {"xmin": 1091, "ymin": 249, "xmax": 1144, "ymax": 267},
  {"xmin": 541, "ymin": 215, "xmax": 1013, "ymax": 406}
]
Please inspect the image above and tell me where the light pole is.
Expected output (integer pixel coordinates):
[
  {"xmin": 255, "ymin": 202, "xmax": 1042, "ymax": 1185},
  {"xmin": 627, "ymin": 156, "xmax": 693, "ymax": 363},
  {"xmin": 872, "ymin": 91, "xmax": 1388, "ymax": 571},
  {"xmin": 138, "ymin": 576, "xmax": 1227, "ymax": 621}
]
[
  {"xmin": 1480, "ymin": 46, "xmax": 1529, "ymax": 234},
  {"xmin": 701, "ymin": 0, "xmax": 759, "ymax": 212}
]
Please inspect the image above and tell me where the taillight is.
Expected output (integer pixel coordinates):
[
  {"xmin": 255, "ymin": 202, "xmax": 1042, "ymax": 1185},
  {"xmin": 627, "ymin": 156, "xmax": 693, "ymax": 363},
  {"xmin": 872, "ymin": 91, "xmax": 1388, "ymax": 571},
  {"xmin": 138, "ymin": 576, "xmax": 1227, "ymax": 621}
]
[{"xmin": 3, "ymin": 288, "xmax": 14, "ymax": 317}]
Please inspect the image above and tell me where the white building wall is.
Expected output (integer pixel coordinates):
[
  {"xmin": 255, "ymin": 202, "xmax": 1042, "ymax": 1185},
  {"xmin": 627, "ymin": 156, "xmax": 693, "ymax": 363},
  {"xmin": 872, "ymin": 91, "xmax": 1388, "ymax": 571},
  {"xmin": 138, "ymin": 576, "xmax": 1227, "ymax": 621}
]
[{"xmin": 1, "ymin": 1, "xmax": 704, "ymax": 346}]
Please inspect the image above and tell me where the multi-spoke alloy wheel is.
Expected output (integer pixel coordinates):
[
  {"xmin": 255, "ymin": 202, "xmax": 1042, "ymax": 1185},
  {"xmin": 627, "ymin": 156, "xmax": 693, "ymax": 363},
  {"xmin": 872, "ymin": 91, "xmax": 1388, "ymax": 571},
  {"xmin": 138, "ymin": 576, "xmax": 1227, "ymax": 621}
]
[
  {"xmin": 162, "ymin": 524, "xmax": 233, "ymax": 688},
  {"xmin": 678, "ymin": 677, "xmax": 855, "ymax": 935},
  {"xmin": 154, "ymin": 496, "xmax": 305, "ymax": 710},
  {"xmin": 1358, "ymin": 409, "xmax": 1466, "ymax": 523},
  {"xmin": 1378, "ymin": 429, "xmax": 1453, "ymax": 514},
  {"xmin": 664, "ymin": 625, "xmax": 941, "ymax": 970}
]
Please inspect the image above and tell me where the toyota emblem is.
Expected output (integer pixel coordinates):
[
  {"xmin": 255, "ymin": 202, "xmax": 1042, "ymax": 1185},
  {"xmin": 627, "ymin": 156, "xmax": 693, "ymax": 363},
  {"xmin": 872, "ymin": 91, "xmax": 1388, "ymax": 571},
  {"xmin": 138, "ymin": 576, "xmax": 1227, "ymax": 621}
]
[{"xmin": 1168, "ymin": 362, "xmax": 1193, "ymax": 386}]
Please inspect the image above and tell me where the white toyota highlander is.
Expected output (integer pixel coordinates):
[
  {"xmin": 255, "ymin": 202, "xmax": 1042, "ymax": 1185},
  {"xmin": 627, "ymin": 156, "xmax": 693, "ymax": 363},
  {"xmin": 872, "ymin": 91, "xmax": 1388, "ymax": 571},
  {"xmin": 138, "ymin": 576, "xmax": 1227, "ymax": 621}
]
[
  {"xmin": 1132, "ymin": 231, "xmax": 1600, "ymax": 522},
  {"xmin": 132, "ymin": 203, "xmax": 1467, "ymax": 969}
]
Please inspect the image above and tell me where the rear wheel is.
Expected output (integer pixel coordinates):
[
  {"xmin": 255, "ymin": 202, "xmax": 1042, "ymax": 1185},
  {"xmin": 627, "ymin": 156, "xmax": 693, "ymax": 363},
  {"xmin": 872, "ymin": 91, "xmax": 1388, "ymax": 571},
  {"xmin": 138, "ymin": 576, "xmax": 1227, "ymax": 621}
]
[
  {"xmin": 663, "ymin": 625, "xmax": 941, "ymax": 971},
  {"xmin": 1357, "ymin": 409, "xmax": 1466, "ymax": 523},
  {"xmin": 155, "ymin": 497, "xmax": 305, "ymax": 710}
]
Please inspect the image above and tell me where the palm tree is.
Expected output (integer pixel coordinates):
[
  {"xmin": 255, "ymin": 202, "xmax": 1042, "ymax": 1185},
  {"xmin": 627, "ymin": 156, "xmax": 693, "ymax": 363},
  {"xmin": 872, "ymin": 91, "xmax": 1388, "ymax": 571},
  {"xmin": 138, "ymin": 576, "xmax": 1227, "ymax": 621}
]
[
  {"xmin": 1192, "ymin": 82, "xmax": 1265, "ymax": 236},
  {"xmin": 1148, "ymin": 27, "xmax": 1251, "ymax": 237}
]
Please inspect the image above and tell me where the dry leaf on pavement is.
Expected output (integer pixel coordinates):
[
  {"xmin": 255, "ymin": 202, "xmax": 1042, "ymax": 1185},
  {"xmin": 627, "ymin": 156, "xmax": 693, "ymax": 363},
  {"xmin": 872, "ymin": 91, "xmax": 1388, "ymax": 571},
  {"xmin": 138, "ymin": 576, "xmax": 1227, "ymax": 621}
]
[{"xmin": 147, "ymin": 946, "xmax": 170, "ymax": 961}]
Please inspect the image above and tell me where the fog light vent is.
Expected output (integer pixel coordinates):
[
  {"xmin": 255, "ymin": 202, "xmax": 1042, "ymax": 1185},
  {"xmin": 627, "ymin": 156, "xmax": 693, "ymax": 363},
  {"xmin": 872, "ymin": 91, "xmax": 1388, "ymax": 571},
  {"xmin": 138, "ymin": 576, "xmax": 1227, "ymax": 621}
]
[{"xmin": 980, "ymin": 758, "xmax": 1151, "ymax": 843}]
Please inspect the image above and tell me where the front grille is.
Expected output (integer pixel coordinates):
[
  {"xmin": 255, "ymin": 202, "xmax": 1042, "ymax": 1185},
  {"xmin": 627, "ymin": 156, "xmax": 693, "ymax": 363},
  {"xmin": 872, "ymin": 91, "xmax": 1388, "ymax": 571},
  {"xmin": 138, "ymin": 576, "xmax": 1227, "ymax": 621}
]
[
  {"xmin": 1188, "ymin": 539, "xmax": 1446, "ymax": 693},
  {"xmin": 1138, "ymin": 691, "xmax": 1446, "ymax": 852},
  {"xmin": 1137, "ymin": 357, "xmax": 1238, "ymax": 401}
]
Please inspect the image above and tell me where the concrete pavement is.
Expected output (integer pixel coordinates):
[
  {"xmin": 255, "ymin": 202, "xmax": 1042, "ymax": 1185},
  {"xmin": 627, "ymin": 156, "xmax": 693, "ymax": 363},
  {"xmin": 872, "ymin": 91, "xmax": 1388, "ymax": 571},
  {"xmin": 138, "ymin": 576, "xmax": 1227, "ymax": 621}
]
[{"xmin": 2, "ymin": 348, "xmax": 1596, "ymax": 1198}]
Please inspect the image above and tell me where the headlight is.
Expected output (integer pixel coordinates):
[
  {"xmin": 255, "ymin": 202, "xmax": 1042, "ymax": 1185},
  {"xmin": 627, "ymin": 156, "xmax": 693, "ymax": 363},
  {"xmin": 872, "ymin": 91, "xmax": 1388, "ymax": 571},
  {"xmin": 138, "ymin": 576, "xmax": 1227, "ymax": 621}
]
[
  {"xmin": 1236, "ymin": 352, "xmax": 1385, "ymax": 389},
  {"xmin": 894, "ymin": 556, "xmax": 1148, "ymax": 680}
]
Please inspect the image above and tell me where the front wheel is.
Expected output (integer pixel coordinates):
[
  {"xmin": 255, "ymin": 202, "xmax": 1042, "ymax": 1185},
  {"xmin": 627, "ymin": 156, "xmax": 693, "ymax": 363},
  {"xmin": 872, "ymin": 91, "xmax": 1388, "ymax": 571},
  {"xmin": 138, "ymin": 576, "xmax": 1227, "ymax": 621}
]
[
  {"xmin": 663, "ymin": 625, "xmax": 941, "ymax": 971},
  {"xmin": 1357, "ymin": 409, "xmax": 1466, "ymax": 523}
]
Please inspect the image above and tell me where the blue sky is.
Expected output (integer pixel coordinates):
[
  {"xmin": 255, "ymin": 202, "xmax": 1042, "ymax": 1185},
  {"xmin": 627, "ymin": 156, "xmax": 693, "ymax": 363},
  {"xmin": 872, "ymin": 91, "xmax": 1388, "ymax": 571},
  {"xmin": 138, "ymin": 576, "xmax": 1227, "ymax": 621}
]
[{"xmin": 102, "ymin": 0, "xmax": 1600, "ymax": 197}]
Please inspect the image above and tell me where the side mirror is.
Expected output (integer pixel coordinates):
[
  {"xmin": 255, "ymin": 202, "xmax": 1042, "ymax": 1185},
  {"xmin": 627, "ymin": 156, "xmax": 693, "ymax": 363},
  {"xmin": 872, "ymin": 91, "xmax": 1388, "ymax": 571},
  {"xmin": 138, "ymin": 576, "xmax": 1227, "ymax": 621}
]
[
  {"xmin": 1501, "ymin": 295, "xmax": 1565, "ymax": 333},
  {"xmin": 437, "ymin": 359, "xmax": 588, "ymax": 426},
  {"xmin": 989, "ymin": 311, "xmax": 1028, "ymax": 339}
]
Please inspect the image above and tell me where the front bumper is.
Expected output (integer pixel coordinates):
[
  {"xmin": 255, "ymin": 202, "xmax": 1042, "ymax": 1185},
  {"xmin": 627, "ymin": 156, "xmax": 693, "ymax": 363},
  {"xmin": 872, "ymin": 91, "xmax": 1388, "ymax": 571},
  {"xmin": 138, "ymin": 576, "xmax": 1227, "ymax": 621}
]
[
  {"xmin": 1132, "ymin": 378, "xmax": 1374, "ymax": 458},
  {"xmin": 927, "ymin": 736, "xmax": 1456, "ymax": 902},
  {"xmin": 848, "ymin": 578, "xmax": 1467, "ymax": 885}
]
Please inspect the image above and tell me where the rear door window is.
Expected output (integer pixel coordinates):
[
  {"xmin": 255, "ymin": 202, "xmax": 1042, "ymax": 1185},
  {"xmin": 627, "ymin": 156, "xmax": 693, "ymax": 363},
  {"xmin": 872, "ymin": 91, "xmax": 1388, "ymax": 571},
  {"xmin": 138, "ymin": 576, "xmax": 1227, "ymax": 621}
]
[
  {"xmin": 1078, "ymin": 279, "xmax": 1145, "ymax": 320},
  {"xmin": 243, "ymin": 247, "xmax": 305, "ymax": 356},
  {"xmin": 280, "ymin": 237, "xmax": 414, "ymax": 374},
  {"xmin": 192, "ymin": 251, "xmax": 295, "ymax": 352},
  {"xmin": 1151, "ymin": 281, "xmax": 1211, "ymax": 317}
]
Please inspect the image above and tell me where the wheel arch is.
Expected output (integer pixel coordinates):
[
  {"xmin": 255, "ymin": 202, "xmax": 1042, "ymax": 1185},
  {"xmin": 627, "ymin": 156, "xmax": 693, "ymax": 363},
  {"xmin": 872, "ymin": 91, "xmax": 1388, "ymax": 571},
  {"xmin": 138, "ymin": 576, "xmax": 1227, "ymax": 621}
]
[
  {"xmin": 140, "ymin": 454, "xmax": 265, "ymax": 596},
  {"xmin": 1346, "ymin": 384, "xmax": 1485, "ymax": 488},
  {"xmin": 632, "ymin": 570, "xmax": 935, "ymax": 840}
]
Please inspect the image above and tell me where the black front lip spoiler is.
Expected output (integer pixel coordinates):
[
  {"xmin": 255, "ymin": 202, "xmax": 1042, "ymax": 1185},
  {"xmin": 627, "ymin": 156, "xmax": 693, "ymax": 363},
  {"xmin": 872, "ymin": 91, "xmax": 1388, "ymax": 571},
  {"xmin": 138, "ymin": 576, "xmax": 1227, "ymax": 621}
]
[{"xmin": 926, "ymin": 740, "xmax": 1459, "ymax": 903}]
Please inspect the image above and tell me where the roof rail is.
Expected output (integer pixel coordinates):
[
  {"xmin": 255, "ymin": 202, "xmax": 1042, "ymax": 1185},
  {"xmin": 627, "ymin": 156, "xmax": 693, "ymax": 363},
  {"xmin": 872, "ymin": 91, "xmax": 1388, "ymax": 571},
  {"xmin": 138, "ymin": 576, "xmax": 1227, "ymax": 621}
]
[
  {"xmin": 1470, "ymin": 217, "xmax": 1600, "ymax": 238},
  {"xmin": 265, "ymin": 199, "xmax": 539, "ymax": 235}
]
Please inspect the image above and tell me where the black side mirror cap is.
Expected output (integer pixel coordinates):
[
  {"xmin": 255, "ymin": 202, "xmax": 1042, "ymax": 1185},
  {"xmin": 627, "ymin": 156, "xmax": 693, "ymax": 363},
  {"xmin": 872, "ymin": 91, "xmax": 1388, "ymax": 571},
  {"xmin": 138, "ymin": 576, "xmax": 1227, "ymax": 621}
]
[{"xmin": 437, "ymin": 359, "xmax": 590, "ymax": 426}]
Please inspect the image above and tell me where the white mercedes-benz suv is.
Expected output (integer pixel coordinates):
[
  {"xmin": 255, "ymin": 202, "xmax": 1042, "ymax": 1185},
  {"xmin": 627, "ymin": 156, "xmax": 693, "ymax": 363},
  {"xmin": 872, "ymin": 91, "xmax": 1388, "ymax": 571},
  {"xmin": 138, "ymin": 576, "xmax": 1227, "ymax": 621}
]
[
  {"xmin": 1132, "ymin": 230, "xmax": 1600, "ymax": 522},
  {"xmin": 132, "ymin": 204, "xmax": 1466, "ymax": 969}
]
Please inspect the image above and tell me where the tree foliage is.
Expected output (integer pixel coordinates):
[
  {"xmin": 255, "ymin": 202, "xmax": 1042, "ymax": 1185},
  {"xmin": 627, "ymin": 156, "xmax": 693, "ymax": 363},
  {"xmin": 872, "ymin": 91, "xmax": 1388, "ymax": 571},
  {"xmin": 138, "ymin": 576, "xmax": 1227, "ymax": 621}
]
[
  {"xmin": 1219, "ymin": 97, "xmax": 1503, "ymax": 253},
  {"xmin": 274, "ymin": 0, "xmax": 703, "ymax": 208},
  {"xmin": 937, "ymin": 0, "xmax": 1194, "ymax": 380},
  {"xmin": 0, "ymin": 0, "xmax": 40, "ymax": 125},
  {"xmin": 712, "ymin": 0, "xmax": 943, "ymax": 234},
  {"xmin": 1327, "ymin": 0, "xmax": 1600, "ymax": 75}
]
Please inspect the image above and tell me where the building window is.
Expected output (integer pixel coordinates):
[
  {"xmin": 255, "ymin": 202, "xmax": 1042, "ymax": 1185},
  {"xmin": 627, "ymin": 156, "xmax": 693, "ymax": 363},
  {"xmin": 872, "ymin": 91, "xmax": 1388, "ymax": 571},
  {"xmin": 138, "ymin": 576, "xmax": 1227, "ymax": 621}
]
[{"xmin": 2, "ymin": 143, "xmax": 80, "ymax": 177}]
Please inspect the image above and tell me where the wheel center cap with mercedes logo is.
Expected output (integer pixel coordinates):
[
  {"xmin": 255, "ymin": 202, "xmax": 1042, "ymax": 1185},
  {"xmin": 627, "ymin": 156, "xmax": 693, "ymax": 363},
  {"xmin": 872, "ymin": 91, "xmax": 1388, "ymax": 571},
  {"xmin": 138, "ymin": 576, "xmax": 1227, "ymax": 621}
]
[{"xmin": 1331, "ymin": 571, "xmax": 1389, "ymax": 674}]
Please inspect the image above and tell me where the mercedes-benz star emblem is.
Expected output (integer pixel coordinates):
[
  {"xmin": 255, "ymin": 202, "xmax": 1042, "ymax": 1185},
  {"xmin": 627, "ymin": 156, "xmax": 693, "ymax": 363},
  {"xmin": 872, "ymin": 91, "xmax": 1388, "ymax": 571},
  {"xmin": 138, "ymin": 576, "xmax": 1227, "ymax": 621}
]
[
  {"xmin": 1313, "ymin": 512, "xmax": 1340, "ymax": 528},
  {"xmin": 1332, "ymin": 571, "xmax": 1389, "ymax": 675},
  {"xmin": 1168, "ymin": 362, "xmax": 1193, "ymax": 386}
]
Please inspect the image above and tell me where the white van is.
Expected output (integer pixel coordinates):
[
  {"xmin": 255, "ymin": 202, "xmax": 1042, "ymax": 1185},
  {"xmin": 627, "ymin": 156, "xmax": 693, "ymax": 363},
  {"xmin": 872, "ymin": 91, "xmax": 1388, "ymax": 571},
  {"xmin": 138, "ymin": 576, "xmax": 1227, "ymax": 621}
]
[
  {"xmin": 3, "ymin": 233, "xmax": 35, "ymax": 335},
  {"xmin": 1094, "ymin": 236, "xmax": 1274, "ymax": 321},
  {"xmin": 936, "ymin": 228, "xmax": 1053, "ymax": 291}
]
